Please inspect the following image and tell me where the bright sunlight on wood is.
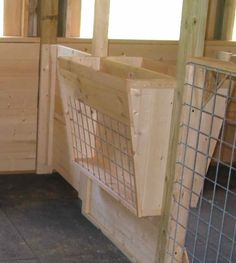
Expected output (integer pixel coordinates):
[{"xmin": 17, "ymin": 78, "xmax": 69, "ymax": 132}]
[{"xmin": 233, "ymin": 9, "xmax": 236, "ymax": 40}]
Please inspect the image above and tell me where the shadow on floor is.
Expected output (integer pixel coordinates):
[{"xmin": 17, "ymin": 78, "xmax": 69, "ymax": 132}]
[{"xmin": 0, "ymin": 173, "xmax": 131, "ymax": 263}]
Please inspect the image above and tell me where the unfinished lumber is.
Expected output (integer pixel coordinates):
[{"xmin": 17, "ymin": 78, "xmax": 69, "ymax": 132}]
[
  {"xmin": 221, "ymin": 0, "xmax": 236, "ymax": 40},
  {"xmin": 0, "ymin": 43, "xmax": 40, "ymax": 172},
  {"xmin": 58, "ymin": 55, "xmax": 175, "ymax": 217},
  {"xmin": 37, "ymin": 0, "xmax": 59, "ymax": 174},
  {"xmin": 92, "ymin": 0, "xmax": 110, "ymax": 56},
  {"xmin": 157, "ymin": 0, "xmax": 209, "ymax": 262},
  {"xmin": 206, "ymin": 0, "xmax": 219, "ymax": 40},
  {"xmin": 66, "ymin": 0, "xmax": 82, "ymax": 38},
  {"xmin": 21, "ymin": 0, "xmax": 29, "ymax": 37},
  {"xmin": 4, "ymin": 0, "xmax": 23, "ymax": 36}
]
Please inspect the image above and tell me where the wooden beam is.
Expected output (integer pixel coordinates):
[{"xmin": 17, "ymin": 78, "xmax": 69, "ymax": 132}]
[
  {"xmin": 156, "ymin": 1, "xmax": 209, "ymax": 262},
  {"xmin": 66, "ymin": 0, "xmax": 82, "ymax": 37},
  {"xmin": 39, "ymin": 0, "xmax": 59, "ymax": 44},
  {"xmin": 37, "ymin": 0, "xmax": 59, "ymax": 174},
  {"xmin": 92, "ymin": 0, "xmax": 110, "ymax": 56}
]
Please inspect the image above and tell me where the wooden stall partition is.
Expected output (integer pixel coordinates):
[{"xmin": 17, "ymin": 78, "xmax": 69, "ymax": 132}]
[{"xmin": 0, "ymin": 39, "xmax": 40, "ymax": 172}]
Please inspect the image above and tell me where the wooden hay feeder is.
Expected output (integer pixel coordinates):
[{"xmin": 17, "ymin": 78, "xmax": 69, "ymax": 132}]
[{"xmin": 58, "ymin": 56, "xmax": 176, "ymax": 217}]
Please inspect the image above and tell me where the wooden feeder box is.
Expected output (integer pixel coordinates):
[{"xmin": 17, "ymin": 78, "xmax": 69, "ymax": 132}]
[{"xmin": 58, "ymin": 56, "xmax": 176, "ymax": 217}]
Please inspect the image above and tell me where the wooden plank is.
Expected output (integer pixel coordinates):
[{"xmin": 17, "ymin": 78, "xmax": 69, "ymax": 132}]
[
  {"xmin": 58, "ymin": 57, "xmax": 130, "ymax": 125},
  {"xmin": 36, "ymin": 0, "xmax": 59, "ymax": 173},
  {"xmin": 66, "ymin": 0, "xmax": 82, "ymax": 37},
  {"xmin": 101, "ymin": 58, "xmax": 174, "ymax": 79},
  {"xmin": 22, "ymin": 0, "xmax": 29, "ymax": 36},
  {"xmin": 57, "ymin": 38, "xmax": 236, "ymax": 61},
  {"xmin": 0, "ymin": 38, "xmax": 40, "ymax": 43},
  {"xmin": 37, "ymin": 45, "xmax": 58, "ymax": 174},
  {"xmin": 190, "ymin": 56, "xmax": 236, "ymax": 74},
  {"xmin": 129, "ymin": 85, "xmax": 175, "ymax": 216},
  {"xmin": 92, "ymin": 0, "xmax": 110, "ymax": 56},
  {"xmin": 3, "ymin": 0, "xmax": 23, "ymax": 36},
  {"xmin": 156, "ymin": 1, "xmax": 209, "ymax": 262}
]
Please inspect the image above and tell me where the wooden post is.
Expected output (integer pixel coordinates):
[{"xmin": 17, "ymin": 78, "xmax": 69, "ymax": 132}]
[
  {"xmin": 81, "ymin": 0, "xmax": 110, "ymax": 216},
  {"xmin": 28, "ymin": 0, "xmax": 38, "ymax": 36},
  {"xmin": 39, "ymin": 0, "xmax": 59, "ymax": 44},
  {"xmin": 92, "ymin": 0, "xmax": 110, "ymax": 56},
  {"xmin": 66, "ymin": 0, "xmax": 82, "ymax": 37},
  {"xmin": 156, "ymin": 1, "xmax": 209, "ymax": 263},
  {"xmin": 37, "ymin": 0, "xmax": 59, "ymax": 174},
  {"xmin": 206, "ymin": 0, "xmax": 219, "ymax": 40},
  {"xmin": 221, "ymin": 0, "xmax": 236, "ymax": 40},
  {"xmin": 21, "ymin": 0, "xmax": 29, "ymax": 36}
]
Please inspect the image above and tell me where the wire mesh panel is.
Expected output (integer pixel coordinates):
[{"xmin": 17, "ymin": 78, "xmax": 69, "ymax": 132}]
[
  {"xmin": 67, "ymin": 96, "xmax": 137, "ymax": 212},
  {"xmin": 167, "ymin": 59, "xmax": 236, "ymax": 263}
]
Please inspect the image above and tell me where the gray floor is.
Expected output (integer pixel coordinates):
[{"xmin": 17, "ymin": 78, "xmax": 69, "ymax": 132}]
[
  {"xmin": 186, "ymin": 166, "xmax": 236, "ymax": 263},
  {"xmin": 0, "ymin": 173, "xmax": 130, "ymax": 263}
]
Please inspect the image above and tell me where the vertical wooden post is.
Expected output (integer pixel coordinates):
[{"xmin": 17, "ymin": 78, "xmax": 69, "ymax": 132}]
[
  {"xmin": 206, "ymin": 0, "xmax": 219, "ymax": 40},
  {"xmin": 37, "ymin": 0, "xmax": 59, "ymax": 174},
  {"xmin": 81, "ymin": 0, "xmax": 110, "ymax": 215},
  {"xmin": 92, "ymin": 0, "xmax": 110, "ymax": 56},
  {"xmin": 156, "ymin": 1, "xmax": 209, "ymax": 263},
  {"xmin": 66, "ymin": 0, "xmax": 82, "ymax": 37},
  {"xmin": 39, "ymin": 0, "xmax": 59, "ymax": 44},
  {"xmin": 28, "ymin": 0, "xmax": 38, "ymax": 36},
  {"xmin": 221, "ymin": 0, "xmax": 236, "ymax": 40},
  {"xmin": 21, "ymin": 0, "xmax": 29, "ymax": 36}
]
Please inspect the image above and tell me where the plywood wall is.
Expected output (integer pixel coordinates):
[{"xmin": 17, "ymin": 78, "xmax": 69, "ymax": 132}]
[{"xmin": 0, "ymin": 42, "xmax": 40, "ymax": 172}]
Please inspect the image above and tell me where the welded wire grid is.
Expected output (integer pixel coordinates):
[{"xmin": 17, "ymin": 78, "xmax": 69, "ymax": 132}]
[
  {"xmin": 67, "ymin": 97, "xmax": 137, "ymax": 212},
  {"xmin": 167, "ymin": 62, "xmax": 236, "ymax": 263}
]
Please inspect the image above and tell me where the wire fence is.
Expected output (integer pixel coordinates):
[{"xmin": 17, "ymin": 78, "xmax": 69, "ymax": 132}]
[
  {"xmin": 67, "ymin": 97, "xmax": 137, "ymax": 212},
  {"xmin": 167, "ymin": 60, "xmax": 236, "ymax": 263}
]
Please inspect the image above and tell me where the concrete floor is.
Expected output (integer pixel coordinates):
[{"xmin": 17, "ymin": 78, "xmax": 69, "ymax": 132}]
[
  {"xmin": 0, "ymin": 173, "xmax": 130, "ymax": 263},
  {"xmin": 186, "ymin": 165, "xmax": 236, "ymax": 263}
]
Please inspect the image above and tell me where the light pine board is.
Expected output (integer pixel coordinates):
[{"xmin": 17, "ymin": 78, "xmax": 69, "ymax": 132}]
[{"xmin": 0, "ymin": 43, "xmax": 40, "ymax": 172}]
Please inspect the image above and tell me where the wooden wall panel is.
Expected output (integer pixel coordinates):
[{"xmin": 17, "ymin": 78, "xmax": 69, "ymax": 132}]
[
  {"xmin": 0, "ymin": 43, "xmax": 40, "ymax": 172},
  {"xmin": 4, "ymin": 0, "xmax": 23, "ymax": 36}
]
